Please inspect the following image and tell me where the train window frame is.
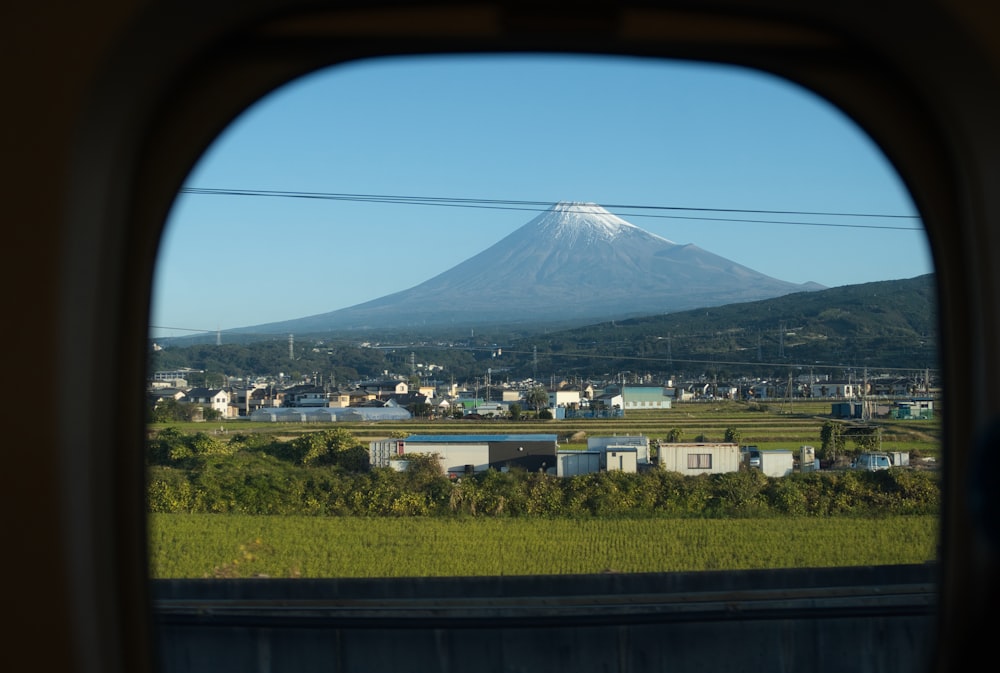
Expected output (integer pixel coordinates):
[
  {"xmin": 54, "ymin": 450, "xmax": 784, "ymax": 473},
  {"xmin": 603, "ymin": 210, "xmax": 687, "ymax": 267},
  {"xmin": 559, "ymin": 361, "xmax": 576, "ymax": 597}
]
[{"xmin": 61, "ymin": 3, "xmax": 1000, "ymax": 672}]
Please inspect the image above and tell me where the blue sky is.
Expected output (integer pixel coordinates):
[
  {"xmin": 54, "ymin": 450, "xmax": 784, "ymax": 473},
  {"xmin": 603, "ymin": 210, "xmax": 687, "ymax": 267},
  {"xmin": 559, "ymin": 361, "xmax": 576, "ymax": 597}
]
[{"xmin": 151, "ymin": 53, "xmax": 931, "ymax": 338}]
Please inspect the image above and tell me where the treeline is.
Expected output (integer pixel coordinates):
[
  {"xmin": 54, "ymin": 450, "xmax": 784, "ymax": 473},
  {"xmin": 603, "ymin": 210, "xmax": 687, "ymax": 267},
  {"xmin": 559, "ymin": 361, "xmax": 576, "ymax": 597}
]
[
  {"xmin": 150, "ymin": 275, "xmax": 937, "ymax": 385},
  {"xmin": 149, "ymin": 339, "xmax": 483, "ymax": 384},
  {"xmin": 147, "ymin": 427, "xmax": 939, "ymax": 518}
]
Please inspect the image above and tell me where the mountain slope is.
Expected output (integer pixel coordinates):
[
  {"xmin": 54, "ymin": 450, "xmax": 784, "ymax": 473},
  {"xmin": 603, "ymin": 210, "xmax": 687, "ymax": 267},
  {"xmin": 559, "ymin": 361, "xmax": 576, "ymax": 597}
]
[
  {"xmin": 533, "ymin": 274, "xmax": 937, "ymax": 373},
  {"xmin": 235, "ymin": 202, "xmax": 821, "ymax": 334}
]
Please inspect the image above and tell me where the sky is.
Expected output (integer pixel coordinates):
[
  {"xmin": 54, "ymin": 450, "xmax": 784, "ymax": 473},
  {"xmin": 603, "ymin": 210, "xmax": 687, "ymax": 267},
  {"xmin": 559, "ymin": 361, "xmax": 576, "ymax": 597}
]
[{"xmin": 151, "ymin": 53, "xmax": 931, "ymax": 338}]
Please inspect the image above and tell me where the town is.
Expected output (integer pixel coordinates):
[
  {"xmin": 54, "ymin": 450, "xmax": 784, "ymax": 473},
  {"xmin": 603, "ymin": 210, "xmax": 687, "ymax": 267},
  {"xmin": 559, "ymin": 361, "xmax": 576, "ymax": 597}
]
[
  {"xmin": 148, "ymin": 363, "xmax": 938, "ymax": 423},
  {"xmin": 148, "ymin": 356, "xmax": 939, "ymax": 480}
]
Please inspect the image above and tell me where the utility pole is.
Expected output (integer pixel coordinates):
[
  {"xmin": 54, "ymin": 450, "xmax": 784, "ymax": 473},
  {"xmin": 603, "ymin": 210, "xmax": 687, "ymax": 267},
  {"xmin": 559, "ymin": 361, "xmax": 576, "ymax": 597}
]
[{"xmin": 863, "ymin": 367, "xmax": 870, "ymax": 420}]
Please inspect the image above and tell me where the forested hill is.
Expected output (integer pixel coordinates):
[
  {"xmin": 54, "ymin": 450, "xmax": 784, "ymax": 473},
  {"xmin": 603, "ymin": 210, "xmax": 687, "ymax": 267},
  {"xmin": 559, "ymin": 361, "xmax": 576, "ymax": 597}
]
[
  {"xmin": 529, "ymin": 274, "xmax": 937, "ymax": 378},
  {"xmin": 150, "ymin": 275, "xmax": 936, "ymax": 383}
]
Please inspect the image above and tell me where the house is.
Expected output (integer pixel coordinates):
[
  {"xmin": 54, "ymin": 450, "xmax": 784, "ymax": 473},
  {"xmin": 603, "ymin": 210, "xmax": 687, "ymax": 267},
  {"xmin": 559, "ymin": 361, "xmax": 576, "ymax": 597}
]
[
  {"xmin": 230, "ymin": 385, "xmax": 285, "ymax": 416},
  {"xmin": 384, "ymin": 392, "xmax": 434, "ymax": 410},
  {"xmin": 348, "ymin": 389, "xmax": 377, "ymax": 406},
  {"xmin": 658, "ymin": 442, "xmax": 741, "ymax": 476},
  {"xmin": 360, "ymin": 379, "xmax": 408, "ymax": 399},
  {"xmin": 182, "ymin": 387, "xmax": 231, "ymax": 418},
  {"xmin": 326, "ymin": 389, "xmax": 352, "ymax": 408},
  {"xmin": 147, "ymin": 388, "xmax": 186, "ymax": 408},
  {"xmin": 285, "ymin": 385, "xmax": 333, "ymax": 407},
  {"xmin": 548, "ymin": 388, "xmax": 581, "ymax": 408}
]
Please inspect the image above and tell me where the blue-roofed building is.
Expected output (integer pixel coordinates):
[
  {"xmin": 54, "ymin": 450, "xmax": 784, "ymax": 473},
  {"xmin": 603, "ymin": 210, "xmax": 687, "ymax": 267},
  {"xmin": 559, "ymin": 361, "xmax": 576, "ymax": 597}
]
[{"xmin": 370, "ymin": 434, "xmax": 558, "ymax": 476}]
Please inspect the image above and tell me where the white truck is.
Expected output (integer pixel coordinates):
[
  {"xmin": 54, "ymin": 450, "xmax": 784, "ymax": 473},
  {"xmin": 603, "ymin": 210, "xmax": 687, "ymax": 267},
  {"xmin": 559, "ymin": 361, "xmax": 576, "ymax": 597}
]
[{"xmin": 853, "ymin": 452, "xmax": 892, "ymax": 471}]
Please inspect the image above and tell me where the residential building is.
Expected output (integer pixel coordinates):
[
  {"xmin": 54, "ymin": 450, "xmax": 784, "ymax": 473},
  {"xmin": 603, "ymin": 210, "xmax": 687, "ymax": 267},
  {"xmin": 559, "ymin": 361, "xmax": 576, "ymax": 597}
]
[{"xmin": 183, "ymin": 387, "xmax": 231, "ymax": 417}]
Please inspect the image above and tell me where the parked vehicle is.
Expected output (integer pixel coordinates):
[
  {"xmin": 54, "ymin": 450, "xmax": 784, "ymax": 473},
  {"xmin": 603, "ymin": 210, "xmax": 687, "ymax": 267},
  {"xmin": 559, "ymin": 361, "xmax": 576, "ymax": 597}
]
[
  {"xmin": 853, "ymin": 453, "xmax": 893, "ymax": 471},
  {"xmin": 741, "ymin": 445, "xmax": 761, "ymax": 468}
]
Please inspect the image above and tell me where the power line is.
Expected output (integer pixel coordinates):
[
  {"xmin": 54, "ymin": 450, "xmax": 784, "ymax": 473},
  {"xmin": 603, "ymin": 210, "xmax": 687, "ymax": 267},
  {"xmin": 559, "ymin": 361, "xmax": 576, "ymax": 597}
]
[{"xmin": 178, "ymin": 188, "xmax": 924, "ymax": 231}]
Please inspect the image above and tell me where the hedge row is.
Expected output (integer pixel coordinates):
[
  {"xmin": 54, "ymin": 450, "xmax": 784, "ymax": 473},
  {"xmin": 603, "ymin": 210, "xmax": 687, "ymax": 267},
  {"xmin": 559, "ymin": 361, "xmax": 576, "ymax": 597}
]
[{"xmin": 147, "ymin": 453, "xmax": 940, "ymax": 518}]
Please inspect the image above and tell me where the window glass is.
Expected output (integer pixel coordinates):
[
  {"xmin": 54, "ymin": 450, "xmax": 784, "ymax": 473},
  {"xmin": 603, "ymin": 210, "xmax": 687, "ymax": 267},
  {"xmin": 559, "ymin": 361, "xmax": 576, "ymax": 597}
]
[{"xmin": 148, "ymin": 54, "xmax": 938, "ymax": 579}]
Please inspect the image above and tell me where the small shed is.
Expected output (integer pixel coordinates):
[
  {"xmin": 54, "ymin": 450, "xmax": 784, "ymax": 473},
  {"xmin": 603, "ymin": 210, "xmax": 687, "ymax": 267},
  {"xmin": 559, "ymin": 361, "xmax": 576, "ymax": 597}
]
[
  {"xmin": 557, "ymin": 451, "xmax": 602, "ymax": 477},
  {"xmin": 604, "ymin": 447, "xmax": 638, "ymax": 473},
  {"xmin": 758, "ymin": 450, "xmax": 794, "ymax": 477},
  {"xmin": 587, "ymin": 435, "xmax": 650, "ymax": 464},
  {"xmin": 659, "ymin": 443, "xmax": 740, "ymax": 475}
]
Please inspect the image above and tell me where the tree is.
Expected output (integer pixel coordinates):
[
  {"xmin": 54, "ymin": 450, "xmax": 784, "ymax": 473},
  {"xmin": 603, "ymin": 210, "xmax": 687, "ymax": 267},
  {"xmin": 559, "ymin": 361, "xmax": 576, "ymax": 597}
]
[
  {"xmin": 149, "ymin": 398, "xmax": 197, "ymax": 423},
  {"xmin": 508, "ymin": 402, "xmax": 523, "ymax": 421},
  {"xmin": 724, "ymin": 427, "xmax": 743, "ymax": 445},
  {"xmin": 665, "ymin": 427, "xmax": 683, "ymax": 443},
  {"xmin": 819, "ymin": 421, "xmax": 846, "ymax": 462},
  {"xmin": 847, "ymin": 425, "xmax": 881, "ymax": 457},
  {"xmin": 525, "ymin": 386, "xmax": 549, "ymax": 412},
  {"xmin": 286, "ymin": 428, "xmax": 365, "ymax": 467},
  {"xmin": 202, "ymin": 406, "xmax": 223, "ymax": 422}
]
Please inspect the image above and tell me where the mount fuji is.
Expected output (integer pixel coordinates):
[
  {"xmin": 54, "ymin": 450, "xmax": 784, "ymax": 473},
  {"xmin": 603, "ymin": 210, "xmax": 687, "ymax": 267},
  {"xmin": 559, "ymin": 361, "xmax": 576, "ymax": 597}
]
[{"xmin": 239, "ymin": 202, "xmax": 822, "ymax": 334}]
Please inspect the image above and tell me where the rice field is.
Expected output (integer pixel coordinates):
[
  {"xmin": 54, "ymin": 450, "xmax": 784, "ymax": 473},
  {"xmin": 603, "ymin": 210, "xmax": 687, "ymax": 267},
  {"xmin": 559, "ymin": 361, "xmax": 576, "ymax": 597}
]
[{"xmin": 149, "ymin": 513, "xmax": 938, "ymax": 579}]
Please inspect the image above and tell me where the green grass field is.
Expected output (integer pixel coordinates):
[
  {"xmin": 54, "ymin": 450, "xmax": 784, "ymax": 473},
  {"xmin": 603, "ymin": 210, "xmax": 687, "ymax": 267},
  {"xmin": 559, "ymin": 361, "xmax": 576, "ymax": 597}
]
[
  {"xmin": 147, "ymin": 400, "xmax": 941, "ymax": 579},
  {"xmin": 149, "ymin": 513, "xmax": 939, "ymax": 579}
]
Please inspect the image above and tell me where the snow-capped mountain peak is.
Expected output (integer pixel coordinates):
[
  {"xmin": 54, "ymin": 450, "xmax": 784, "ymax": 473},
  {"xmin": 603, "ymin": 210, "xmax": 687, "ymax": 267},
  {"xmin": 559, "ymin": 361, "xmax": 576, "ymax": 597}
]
[{"xmin": 531, "ymin": 201, "xmax": 675, "ymax": 245}]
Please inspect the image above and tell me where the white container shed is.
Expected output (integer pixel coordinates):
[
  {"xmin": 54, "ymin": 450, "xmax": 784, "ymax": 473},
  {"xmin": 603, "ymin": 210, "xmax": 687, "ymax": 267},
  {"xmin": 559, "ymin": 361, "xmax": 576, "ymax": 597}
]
[
  {"xmin": 605, "ymin": 447, "xmax": 638, "ymax": 473},
  {"xmin": 557, "ymin": 451, "xmax": 602, "ymax": 477},
  {"xmin": 659, "ymin": 443, "xmax": 741, "ymax": 475},
  {"xmin": 758, "ymin": 450, "xmax": 794, "ymax": 477}
]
